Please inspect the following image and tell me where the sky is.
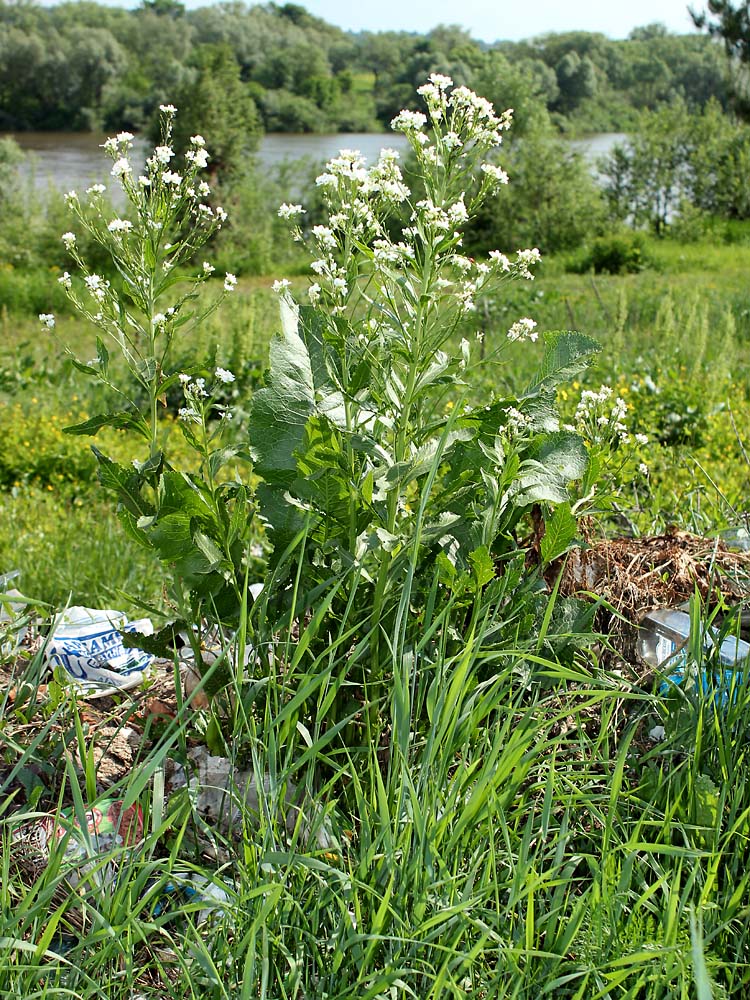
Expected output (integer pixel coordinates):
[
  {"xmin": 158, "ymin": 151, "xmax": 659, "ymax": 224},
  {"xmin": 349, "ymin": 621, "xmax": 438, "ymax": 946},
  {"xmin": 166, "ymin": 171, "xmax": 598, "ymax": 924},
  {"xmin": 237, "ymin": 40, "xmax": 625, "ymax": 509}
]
[
  {"xmin": 297, "ymin": 0, "xmax": 700, "ymax": 43},
  {"xmin": 39, "ymin": 0, "xmax": 704, "ymax": 42}
]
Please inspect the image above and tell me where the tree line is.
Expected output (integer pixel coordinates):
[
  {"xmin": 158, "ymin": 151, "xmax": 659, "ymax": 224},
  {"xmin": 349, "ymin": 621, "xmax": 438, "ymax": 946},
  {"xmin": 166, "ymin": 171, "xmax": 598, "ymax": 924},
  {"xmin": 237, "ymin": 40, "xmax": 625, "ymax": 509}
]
[{"xmin": 0, "ymin": 1, "xmax": 735, "ymax": 136}]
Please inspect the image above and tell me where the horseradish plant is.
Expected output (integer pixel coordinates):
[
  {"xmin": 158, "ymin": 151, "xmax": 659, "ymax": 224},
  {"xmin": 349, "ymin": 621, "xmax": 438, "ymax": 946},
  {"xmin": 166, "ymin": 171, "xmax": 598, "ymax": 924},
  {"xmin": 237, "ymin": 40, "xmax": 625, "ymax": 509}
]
[{"xmin": 250, "ymin": 74, "xmax": 602, "ymax": 685}]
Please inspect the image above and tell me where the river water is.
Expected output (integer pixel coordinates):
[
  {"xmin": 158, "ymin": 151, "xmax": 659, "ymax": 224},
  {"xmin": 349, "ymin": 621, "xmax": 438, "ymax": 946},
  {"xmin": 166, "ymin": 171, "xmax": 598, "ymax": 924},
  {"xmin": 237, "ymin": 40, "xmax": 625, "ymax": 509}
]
[{"xmin": 2, "ymin": 130, "xmax": 627, "ymax": 196}]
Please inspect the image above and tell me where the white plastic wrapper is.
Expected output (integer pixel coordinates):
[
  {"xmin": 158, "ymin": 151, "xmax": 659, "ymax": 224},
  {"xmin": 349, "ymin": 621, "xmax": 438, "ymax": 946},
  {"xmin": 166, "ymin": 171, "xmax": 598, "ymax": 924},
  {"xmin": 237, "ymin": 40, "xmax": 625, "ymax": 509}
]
[
  {"xmin": 45, "ymin": 606, "xmax": 155, "ymax": 698},
  {"xmin": 0, "ymin": 570, "xmax": 27, "ymax": 656}
]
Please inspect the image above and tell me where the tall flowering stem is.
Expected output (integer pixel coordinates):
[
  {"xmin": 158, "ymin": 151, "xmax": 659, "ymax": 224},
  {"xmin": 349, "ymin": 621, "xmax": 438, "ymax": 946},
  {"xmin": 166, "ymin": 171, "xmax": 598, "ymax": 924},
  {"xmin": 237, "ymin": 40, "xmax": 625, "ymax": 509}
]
[
  {"xmin": 46, "ymin": 107, "xmax": 254, "ymax": 667},
  {"xmin": 54, "ymin": 107, "xmax": 234, "ymax": 461}
]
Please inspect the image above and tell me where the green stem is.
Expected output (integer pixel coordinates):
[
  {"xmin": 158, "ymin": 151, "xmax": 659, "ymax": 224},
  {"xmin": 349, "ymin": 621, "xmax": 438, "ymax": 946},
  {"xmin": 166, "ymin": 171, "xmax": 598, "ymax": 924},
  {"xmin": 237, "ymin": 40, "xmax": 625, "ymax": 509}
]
[{"xmin": 369, "ymin": 244, "xmax": 435, "ymax": 680}]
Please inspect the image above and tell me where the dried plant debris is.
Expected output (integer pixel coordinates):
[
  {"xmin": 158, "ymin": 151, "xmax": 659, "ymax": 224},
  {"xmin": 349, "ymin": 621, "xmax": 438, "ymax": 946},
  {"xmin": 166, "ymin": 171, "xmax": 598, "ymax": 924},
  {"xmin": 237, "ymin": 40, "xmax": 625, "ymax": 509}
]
[{"xmin": 555, "ymin": 527, "xmax": 750, "ymax": 661}]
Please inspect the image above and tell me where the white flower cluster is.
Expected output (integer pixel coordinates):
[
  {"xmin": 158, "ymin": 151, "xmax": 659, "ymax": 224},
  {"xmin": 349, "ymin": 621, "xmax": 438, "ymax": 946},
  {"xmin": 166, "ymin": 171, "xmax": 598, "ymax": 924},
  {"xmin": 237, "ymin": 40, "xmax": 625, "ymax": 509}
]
[
  {"xmin": 515, "ymin": 248, "xmax": 542, "ymax": 280},
  {"xmin": 572, "ymin": 385, "xmax": 648, "ymax": 449},
  {"xmin": 504, "ymin": 406, "xmax": 531, "ymax": 437},
  {"xmin": 398, "ymin": 73, "xmax": 513, "ymax": 153},
  {"xmin": 507, "ymin": 317, "xmax": 538, "ymax": 343},
  {"xmin": 102, "ymin": 132, "xmax": 134, "ymax": 155},
  {"xmin": 278, "ymin": 203, "xmax": 305, "ymax": 220},
  {"xmin": 38, "ymin": 313, "xmax": 55, "ymax": 329},
  {"xmin": 275, "ymin": 78, "xmax": 540, "ymax": 319},
  {"xmin": 107, "ymin": 218, "xmax": 133, "ymax": 234},
  {"xmin": 98, "ymin": 111, "xmax": 228, "ymax": 233},
  {"xmin": 84, "ymin": 273, "xmax": 109, "ymax": 303},
  {"xmin": 481, "ymin": 162, "xmax": 509, "ymax": 186},
  {"xmin": 178, "ymin": 367, "xmax": 235, "ymax": 423}
]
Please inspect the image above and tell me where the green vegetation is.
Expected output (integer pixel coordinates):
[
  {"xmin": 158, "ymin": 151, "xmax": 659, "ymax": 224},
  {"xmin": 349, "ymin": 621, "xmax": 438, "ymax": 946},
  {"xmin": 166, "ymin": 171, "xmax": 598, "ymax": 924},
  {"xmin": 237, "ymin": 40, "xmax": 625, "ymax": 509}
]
[
  {"xmin": 0, "ymin": 2, "xmax": 735, "ymax": 135},
  {"xmin": 2, "ymin": 59, "xmax": 750, "ymax": 1000}
]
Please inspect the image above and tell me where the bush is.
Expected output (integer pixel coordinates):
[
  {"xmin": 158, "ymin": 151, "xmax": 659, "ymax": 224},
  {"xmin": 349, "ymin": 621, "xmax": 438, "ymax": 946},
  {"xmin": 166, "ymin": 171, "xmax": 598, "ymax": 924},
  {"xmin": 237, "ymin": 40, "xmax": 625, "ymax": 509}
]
[{"xmin": 569, "ymin": 231, "xmax": 650, "ymax": 274}]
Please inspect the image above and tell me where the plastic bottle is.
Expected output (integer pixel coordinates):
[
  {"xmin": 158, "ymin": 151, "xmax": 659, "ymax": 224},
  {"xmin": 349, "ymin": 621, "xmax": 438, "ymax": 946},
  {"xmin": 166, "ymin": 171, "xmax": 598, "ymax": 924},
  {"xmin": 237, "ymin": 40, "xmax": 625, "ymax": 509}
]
[
  {"xmin": 719, "ymin": 526, "xmax": 750, "ymax": 553},
  {"xmin": 638, "ymin": 608, "xmax": 750, "ymax": 699}
]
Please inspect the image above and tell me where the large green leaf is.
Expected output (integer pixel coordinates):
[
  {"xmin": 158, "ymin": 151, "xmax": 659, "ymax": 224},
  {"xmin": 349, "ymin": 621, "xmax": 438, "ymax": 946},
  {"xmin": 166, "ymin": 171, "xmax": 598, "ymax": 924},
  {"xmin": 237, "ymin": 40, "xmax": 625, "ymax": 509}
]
[
  {"xmin": 248, "ymin": 297, "xmax": 318, "ymax": 484},
  {"xmin": 64, "ymin": 410, "xmax": 150, "ymax": 440},
  {"xmin": 515, "ymin": 432, "xmax": 589, "ymax": 505},
  {"xmin": 523, "ymin": 331, "xmax": 601, "ymax": 396},
  {"xmin": 92, "ymin": 447, "xmax": 155, "ymax": 520},
  {"xmin": 540, "ymin": 502, "xmax": 579, "ymax": 564},
  {"xmin": 247, "ymin": 297, "xmax": 347, "ymax": 557}
]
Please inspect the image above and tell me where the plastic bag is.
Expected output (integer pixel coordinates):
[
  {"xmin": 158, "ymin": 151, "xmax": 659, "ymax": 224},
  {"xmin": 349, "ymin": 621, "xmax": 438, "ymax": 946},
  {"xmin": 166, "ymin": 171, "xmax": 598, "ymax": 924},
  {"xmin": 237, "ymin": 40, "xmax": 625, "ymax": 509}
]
[{"xmin": 45, "ymin": 606, "xmax": 155, "ymax": 698}]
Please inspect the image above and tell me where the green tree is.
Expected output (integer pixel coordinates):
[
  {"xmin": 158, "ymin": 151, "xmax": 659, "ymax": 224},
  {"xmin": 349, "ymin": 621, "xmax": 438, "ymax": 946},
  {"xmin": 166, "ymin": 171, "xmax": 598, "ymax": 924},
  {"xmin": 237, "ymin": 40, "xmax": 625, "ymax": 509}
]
[
  {"xmin": 166, "ymin": 45, "xmax": 261, "ymax": 181},
  {"xmin": 601, "ymin": 102, "xmax": 690, "ymax": 233},
  {"xmin": 692, "ymin": 1, "xmax": 750, "ymax": 113},
  {"xmin": 468, "ymin": 124, "xmax": 606, "ymax": 254},
  {"xmin": 692, "ymin": 0, "xmax": 750, "ymax": 62}
]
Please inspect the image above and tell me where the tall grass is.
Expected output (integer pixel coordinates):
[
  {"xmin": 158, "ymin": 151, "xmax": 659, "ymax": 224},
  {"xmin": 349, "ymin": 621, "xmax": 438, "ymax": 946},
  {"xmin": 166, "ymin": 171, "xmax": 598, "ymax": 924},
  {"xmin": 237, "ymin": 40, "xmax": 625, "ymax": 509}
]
[{"xmin": 3, "ymin": 566, "xmax": 750, "ymax": 996}]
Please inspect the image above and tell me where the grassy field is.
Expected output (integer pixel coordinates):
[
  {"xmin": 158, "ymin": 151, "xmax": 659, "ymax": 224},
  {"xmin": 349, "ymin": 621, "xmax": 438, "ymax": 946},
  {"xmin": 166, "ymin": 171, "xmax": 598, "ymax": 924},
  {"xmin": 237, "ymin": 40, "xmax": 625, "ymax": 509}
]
[{"xmin": 2, "ymin": 232, "xmax": 750, "ymax": 998}]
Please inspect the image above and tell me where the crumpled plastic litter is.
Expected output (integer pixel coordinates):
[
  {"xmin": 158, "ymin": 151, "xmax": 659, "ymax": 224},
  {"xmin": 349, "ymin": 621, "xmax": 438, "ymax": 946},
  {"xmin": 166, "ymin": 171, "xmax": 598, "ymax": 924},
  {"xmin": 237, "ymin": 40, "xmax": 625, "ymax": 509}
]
[
  {"xmin": 178, "ymin": 583, "xmax": 265, "ymax": 707},
  {"xmin": 44, "ymin": 606, "xmax": 155, "ymax": 698},
  {"xmin": 146, "ymin": 872, "xmax": 232, "ymax": 926},
  {"xmin": 178, "ymin": 745, "xmax": 335, "ymax": 851},
  {"xmin": 11, "ymin": 797, "xmax": 144, "ymax": 892},
  {"xmin": 0, "ymin": 570, "xmax": 28, "ymax": 657}
]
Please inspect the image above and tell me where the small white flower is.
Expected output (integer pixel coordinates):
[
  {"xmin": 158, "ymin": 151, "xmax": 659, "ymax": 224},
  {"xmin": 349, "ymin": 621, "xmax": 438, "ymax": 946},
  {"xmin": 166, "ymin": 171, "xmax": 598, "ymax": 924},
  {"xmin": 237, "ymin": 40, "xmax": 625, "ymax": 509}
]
[
  {"xmin": 38, "ymin": 313, "xmax": 55, "ymax": 329},
  {"xmin": 507, "ymin": 317, "xmax": 538, "ymax": 343},
  {"xmin": 308, "ymin": 282, "xmax": 321, "ymax": 304},
  {"xmin": 215, "ymin": 206, "xmax": 227, "ymax": 222},
  {"xmin": 116, "ymin": 131, "xmax": 134, "ymax": 145},
  {"xmin": 178, "ymin": 406, "xmax": 200, "ymax": 423},
  {"xmin": 178, "ymin": 372, "xmax": 191, "ymax": 385},
  {"xmin": 635, "ymin": 433, "xmax": 649, "ymax": 446},
  {"xmin": 61, "ymin": 232, "xmax": 76, "ymax": 249},
  {"xmin": 107, "ymin": 218, "xmax": 133, "ymax": 233},
  {"xmin": 153, "ymin": 313, "xmax": 167, "ymax": 326},
  {"xmin": 272, "ymin": 279, "xmax": 292, "ymax": 293},
  {"xmin": 515, "ymin": 247, "xmax": 542, "ymax": 279},
  {"xmin": 138, "ymin": 175, "xmax": 151, "ymax": 187},
  {"xmin": 86, "ymin": 183, "xmax": 106, "ymax": 195},
  {"xmin": 215, "ymin": 367, "xmax": 235, "ymax": 384},
  {"xmin": 278, "ymin": 203, "xmax": 305, "ymax": 220},
  {"xmin": 84, "ymin": 273, "xmax": 108, "ymax": 302},
  {"xmin": 161, "ymin": 170, "xmax": 181, "ymax": 186},
  {"xmin": 186, "ymin": 148, "xmax": 209, "ymax": 169},
  {"xmin": 154, "ymin": 145, "xmax": 175, "ymax": 164},
  {"xmin": 202, "ymin": 261, "xmax": 215, "ymax": 274},
  {"xmin": 58, "ymin": 271, "xmax": 72, "ymax": 289},
  {"xmin": 224, "ymin": 273, "xmax": 237, "ymax": 292},
  {"xmin": 391, "ymin": 109, "xmax": 428, "ymax": 132},
  {"xmin": 312, "ymin": 225, "xmax": 336, "ymax": 249},
  {"xmin": 190, "ymin": 134, "xmax": 206, "ymax": 146},
  {"xmin": 639, "ymin": 463, "xmax": 650, "ymax": 477},
  {"xmin": 64, "ymin": 190, "xmax": 77, "ymax": 202},
  {"xmin": 159, "ymin": 104, "xmax": 177, "ymax": 115},
  {"xmin": 111, "ymin": 157, "xmax": 131, "ymax": 178},
  {"xmin": 481, "ymin": 163, "xmax": 509, "ymax": 185},
  {"xmin": 197, "ymin": 181, "xmax": 210, "ymax": 197},
  {"xmin": 489, "ymin": 250, "xmax": 511, "ymax": 272},
  {"xmin": 504, "ymin": 406, "xmax": 531, "ymax": 435}
]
